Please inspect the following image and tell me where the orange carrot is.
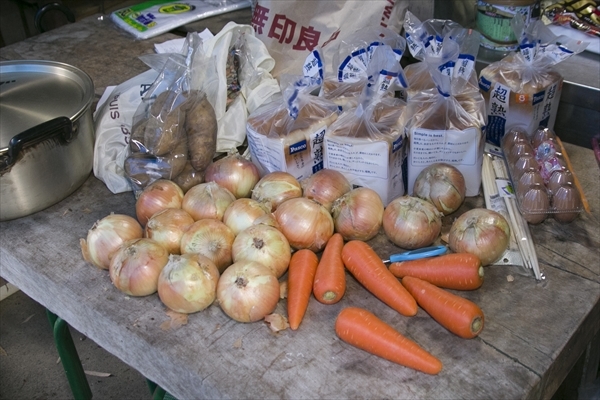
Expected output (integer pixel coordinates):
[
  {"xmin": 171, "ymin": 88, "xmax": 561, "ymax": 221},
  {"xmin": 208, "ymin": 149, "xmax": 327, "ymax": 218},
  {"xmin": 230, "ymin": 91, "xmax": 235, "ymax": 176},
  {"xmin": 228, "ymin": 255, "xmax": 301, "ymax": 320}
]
[
  {"xmin": 401, "ymin": 276, "xmax": 484, "ymax": 339},
  {"xmin": 287, "ymin": 248, "xmax": 319, "ymax": 330},
  {"xmin": 389, "ymin": 253, "xmax": 484, "ymax": 290},
  {"xmin": 335, "ymin": 307, "xmax": 443, "ymax": 375},
  {"xmin": 341, "ymin": 240, "xmax": 417, "ymax": 317},
  {"xmin": 313, "ymin": 233, "xmax": 346, "ymax": 304}
]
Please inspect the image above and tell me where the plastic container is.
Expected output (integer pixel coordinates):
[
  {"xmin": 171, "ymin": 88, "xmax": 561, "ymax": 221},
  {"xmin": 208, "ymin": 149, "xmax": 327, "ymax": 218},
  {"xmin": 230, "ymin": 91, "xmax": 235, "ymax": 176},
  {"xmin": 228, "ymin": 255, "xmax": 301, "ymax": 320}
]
[
  {"xmin": 501, "ymin": 126, "xmax": 584, "ymax": 223},
  {"xmin": 476, "ymin": 0, "xmax": 540, "ymax": 51}
]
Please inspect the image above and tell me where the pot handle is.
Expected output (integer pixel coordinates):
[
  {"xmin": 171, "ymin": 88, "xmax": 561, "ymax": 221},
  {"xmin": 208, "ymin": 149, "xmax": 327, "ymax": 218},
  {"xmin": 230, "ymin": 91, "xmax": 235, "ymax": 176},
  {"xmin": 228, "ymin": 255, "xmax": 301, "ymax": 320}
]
[{"xmin": 1, "ymin": 116, "xmax": 73, "ymax": 170}]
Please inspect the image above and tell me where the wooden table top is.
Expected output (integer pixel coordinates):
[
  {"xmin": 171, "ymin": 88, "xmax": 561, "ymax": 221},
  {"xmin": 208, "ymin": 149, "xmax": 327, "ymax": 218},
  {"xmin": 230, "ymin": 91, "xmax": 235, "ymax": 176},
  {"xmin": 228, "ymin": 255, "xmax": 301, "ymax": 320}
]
[{"xmin": 1, "ymin": 13, "xmax": 599, "ymax": 400}]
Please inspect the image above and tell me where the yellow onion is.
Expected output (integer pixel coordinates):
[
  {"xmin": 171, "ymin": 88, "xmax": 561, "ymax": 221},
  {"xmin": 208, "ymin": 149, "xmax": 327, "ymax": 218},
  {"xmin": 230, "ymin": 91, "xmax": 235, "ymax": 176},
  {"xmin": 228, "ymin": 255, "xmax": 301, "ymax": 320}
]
[
  {"xmin": 448, "ymin": 208, "xmax": 511, "ymax": 266},
  {"xmin": 301, "ymin": 169, "xmax": 352, "ymax": 212},
  {"xmin": 222, "ymin": 198, "xmax": 271, "ymax": 236},
  {"xmin": 182, "ymin": 181, "xmax": 236, "ymax": 221},
  {"xmin": 80, "ymin": 213, "xmax": 143, "ymax": 270},
  {"xmin": 180, "ymin": 218, "xmax": 235, "ymax": 272},
  {"xmin": 251, "ymin": 171, "xmax": 302, "ymax": 211},
  {"xmin": 204, "ymin": 152, "xmax": 261, "ymax": 199},
  {"xmin": 145, "ymin": 208, "xmax": 195, "ymax": 254},
  {"xmin": 157, "ymin": 253, "xmax": 220, "ymax": 314},
  {"xmin": 382, "ymin": 196, "xmax": 443, "ymax": 249},
  {"xmin": 232, "ymin": 224, "xmax": 292, "ymax": 278},
  {"xmin": 109, "ymin": 238, "xmax": 169, "ymax": 296},
  {"xmin": 216, "ymin": 260, "xmax": 280, "ymax": 323},
  {"xmin": 331, "ymin": 187, "xmax": 384, "ymax": 241},
  {"xmin": 135, "ymin": 179, "xmax": 184, "ymax": 226},
  {"xmin": 273, "ymin": 197, "xmax": 334, "ymax": 252},
  {"xmin": 413, "ymin": 163, "xmax": 466, "ymax": 215}
]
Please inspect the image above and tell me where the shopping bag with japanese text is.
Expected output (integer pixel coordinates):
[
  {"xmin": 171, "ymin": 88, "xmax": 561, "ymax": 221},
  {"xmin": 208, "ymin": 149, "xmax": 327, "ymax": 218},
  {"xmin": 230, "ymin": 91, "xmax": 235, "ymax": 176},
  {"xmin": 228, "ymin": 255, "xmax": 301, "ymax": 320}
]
[{"xmin": 250, "ymin": 0, "xmax": 409, "ymax": 78}]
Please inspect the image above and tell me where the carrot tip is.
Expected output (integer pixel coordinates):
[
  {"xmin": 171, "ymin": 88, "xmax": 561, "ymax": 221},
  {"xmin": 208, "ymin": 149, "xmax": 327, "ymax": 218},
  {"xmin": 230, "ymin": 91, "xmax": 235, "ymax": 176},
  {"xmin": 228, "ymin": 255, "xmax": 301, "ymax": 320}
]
[
  {"xmin": 471, "ymin": 316, "xmax": 483, "ymax": 336},
  {"xmin": 323, "ymin": 291, "xmax": 337, "ymax": 301}
]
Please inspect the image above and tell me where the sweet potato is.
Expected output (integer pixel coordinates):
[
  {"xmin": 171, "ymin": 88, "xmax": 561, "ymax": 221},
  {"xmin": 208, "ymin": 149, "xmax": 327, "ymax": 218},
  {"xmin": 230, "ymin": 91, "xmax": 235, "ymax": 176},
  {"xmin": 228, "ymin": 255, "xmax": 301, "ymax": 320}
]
[
  {"xmin": 144, "ymin": 90, "xmax": 188, "ymax": 156},
  {"xmin": 172, "ymin": 161, "xmax": 205, "ymax": 193},
  {"xmin": 185, "ymin": 91, "xmax": 218, "ymax": 171}
]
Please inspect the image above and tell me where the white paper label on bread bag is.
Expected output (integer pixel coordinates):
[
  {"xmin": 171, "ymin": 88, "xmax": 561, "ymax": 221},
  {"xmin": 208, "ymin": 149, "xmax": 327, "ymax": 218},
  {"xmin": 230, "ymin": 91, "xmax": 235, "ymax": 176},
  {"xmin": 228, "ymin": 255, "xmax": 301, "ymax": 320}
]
[
  {"xmin": 324, "ymin": 136, "xmax": 404, "ymax": 205},
  {"xmin": 246, "ymin": 125, "xmax": 286, "ymax": 176},
  {"xmin": 481, "ymin": 77, "xmax": 563, "ymax": 143},
  {"xmin": 246, "ymin": 124, "xmax": 326, "ymax": 181},
  {"xmin": 408, "ymin": 127, "xmax": 482, "ymax": 197}
]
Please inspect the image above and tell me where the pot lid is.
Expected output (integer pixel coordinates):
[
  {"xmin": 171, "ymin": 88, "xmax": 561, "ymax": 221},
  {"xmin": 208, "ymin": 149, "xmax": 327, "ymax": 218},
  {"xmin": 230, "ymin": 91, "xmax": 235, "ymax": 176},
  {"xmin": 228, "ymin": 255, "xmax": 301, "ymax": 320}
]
[{"xmin": 0, "ymin": 60, "xmax": 94, "ymax": 151}]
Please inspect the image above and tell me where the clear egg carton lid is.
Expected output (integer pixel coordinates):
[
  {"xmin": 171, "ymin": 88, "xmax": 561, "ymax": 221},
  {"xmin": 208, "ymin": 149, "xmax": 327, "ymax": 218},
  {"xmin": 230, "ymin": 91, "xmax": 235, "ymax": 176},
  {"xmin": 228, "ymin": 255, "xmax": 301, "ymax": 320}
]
[{"xmin": 498, "ymin": 127, "xmax": 585, "ymax": 224}]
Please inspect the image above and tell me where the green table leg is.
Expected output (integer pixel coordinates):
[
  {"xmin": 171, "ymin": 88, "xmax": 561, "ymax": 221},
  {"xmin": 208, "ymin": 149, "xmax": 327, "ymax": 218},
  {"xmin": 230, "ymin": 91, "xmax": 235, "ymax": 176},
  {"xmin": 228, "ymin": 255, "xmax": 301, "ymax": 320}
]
[
  {"xmin": 146, "ymin": 379, "xmax": 179, "ymax": 400},
  {"xmin": 46, "ymin": 309, "xmax": 93, "ymax": 400}
]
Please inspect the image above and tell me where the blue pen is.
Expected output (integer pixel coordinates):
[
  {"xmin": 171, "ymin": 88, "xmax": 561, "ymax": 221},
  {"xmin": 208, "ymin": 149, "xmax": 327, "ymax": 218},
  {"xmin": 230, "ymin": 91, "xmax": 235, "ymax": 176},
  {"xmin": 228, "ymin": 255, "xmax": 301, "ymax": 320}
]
[{"xmin": 382, "ymin": 245, "xmax": 447, "ymax": 263}]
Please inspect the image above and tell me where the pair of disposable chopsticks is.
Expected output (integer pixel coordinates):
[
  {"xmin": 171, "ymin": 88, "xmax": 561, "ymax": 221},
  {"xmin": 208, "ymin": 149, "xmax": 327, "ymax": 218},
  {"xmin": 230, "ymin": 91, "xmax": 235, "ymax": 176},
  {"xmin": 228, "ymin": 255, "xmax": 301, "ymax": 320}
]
[
  {"xmin": 481, "ymin": 155, "xmax": 521, "ymax": 261},
  {"xmin": 486, "ymin": 155, "xmax": 543, "ymax": 280}
]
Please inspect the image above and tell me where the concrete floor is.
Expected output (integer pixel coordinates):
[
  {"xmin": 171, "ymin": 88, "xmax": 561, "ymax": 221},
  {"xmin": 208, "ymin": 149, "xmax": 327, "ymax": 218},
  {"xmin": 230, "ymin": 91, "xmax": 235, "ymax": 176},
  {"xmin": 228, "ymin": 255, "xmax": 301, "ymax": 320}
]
[{"xmin": 0, "ymin": 288, "xmax": 149, "ymax": 400}]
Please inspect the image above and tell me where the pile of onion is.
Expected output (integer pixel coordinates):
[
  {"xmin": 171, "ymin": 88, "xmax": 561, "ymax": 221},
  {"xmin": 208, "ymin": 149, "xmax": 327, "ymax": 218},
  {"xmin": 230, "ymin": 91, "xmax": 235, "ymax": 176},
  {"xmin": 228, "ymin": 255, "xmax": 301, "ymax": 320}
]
[
  {"xmin": 145, "ymin": 208, "xmax": 195, "ymax": 254},
  {"xmin": 413, "ymin": 163, "xmax": 466, "ymax": 215},
  {"xmin": 251, "ymin": 171, "xmax": 302, "ymax": 211},
  {"xmin": 180, "ymin": 219, "xmax": 235, "ymax": 273},
  {"xmin": 382, "ymin": 196, "xmax": 443, "ymax": 249},
  {"xmin": 109, "ymin": 238, "xmax": 169, "ymax": 296},
  {"xmin": 216, "ymin": 260, "xmax": 280, "ymax": 323},
  {"xmin": 157, "ymin": 253, "xmax": 220, "ymax": 314},
  {"xmin": 448, "ymin": 208, "xmax": 510, "ymax": 266},
  {"xmin": 182, "ymin": 181, "xmax": 236, "ymax": 221},
  {"xmin": 204, "ymin": 152, "xmax": 261, "ymax": 199},
  {"xmin": 222, "ymin": 198, "xmax": 270, "ymax": 236},
  {"xmin": 80, "ymin": 213, "xmax": 143, "ymax": 270},
  {"xmin": 331, "ymin": 187, "xmax": 384, "ymax": 241},
  {"xmin": 301, "ymin": 168, "xmax": 352, "ymax": 212},
  {"xmin": 135, "ymin": 179, "xmax": 184, "ymax": 226},
  {"xmin": 232, "ymin": 224, "xmax": 291, "ymax": 278},
  {"xmin": 273, "ymin": 197, "xmax": 334, "ymax": 252}
]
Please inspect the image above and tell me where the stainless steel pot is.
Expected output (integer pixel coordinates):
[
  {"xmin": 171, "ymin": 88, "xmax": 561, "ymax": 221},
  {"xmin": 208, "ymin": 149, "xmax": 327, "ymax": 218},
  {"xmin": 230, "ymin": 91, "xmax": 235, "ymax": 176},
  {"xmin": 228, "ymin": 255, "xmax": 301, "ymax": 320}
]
[{"xmin": 0, "ymin": 60, "xmax": 95, "ymax": 221}]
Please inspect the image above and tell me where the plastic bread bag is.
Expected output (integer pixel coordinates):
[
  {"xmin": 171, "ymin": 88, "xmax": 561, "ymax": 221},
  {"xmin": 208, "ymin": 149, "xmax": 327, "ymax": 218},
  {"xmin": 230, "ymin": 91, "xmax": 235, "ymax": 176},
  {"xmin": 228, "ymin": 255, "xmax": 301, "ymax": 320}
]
[
  {"xmin": 126, "ymin": 32, "xmax": 218, "ymax": 197},
  {"xmin": 479, "ymin": 17, "xmax": 589, "ymax": 146},
  {"xmin": 323, "ymin": 45, "xmax": 408, "ymax": 205},
  {"xmin": 401, "ymin": 47, "xmax": 487, "ymax": 197},
  {"xmin": 402, "ymin": 11, "xmax": 481, "ymax": 98},
  {"xmin": 246, "ymin": 75, "xmax": 341, "ymax": 181},
  {"xmin": 317, "ymin": 26, "xmax": 407, "ymax": 108}
]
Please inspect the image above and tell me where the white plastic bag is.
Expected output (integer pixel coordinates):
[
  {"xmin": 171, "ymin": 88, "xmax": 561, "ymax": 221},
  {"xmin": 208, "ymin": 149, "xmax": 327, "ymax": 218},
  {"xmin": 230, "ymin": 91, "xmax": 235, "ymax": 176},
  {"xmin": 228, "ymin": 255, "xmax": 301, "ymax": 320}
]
[
  {"xmin": 93, "ymin": 69, "xmax": 159, "ymax": 194},
  {"xmin": 93, "ymin": 23, "xmax": 280, "ymax": 194}
]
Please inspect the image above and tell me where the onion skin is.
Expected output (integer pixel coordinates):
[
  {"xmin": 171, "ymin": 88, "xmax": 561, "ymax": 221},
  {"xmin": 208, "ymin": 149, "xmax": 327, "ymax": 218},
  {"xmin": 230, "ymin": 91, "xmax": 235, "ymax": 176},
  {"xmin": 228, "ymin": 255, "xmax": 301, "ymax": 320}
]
[
  {"xmin": 157, "ymin": 253, "xmax": 220, "ymax": 314},
  {"xmin": 273, "ymin": 197, "xmax": 334, "ymax": 252},
  {"xmin": 109, "ymin": 238, "xmax": 169, "ymax": 296},
  {"xmin": 135, "ymin": 179, "xmax": 184, "ymax": 226},
  {"xmin": 301, "ymin": 169, "xmax": 352, "ymax": 212},
  {"xmin": 145, "ymin": 208, "xmax": 195, "ymax": 254},
  {"xmin": 180, "ymin": 218, "xmax": 235, "ymax": 273},
  {"xmin": 413, "ymin": 163, "xmax": 466, "ymax": 215},
  {"xmin": 222, "ymin": 198, "xmax": 270, "ymax": 236},
  {"xmin": 448, "ymin": 208, "xmax": 511, "ymax": 266},
  {"xmin": 331, "ymin": 187, "xmax": 384, "ymax": 241},
  {"xmin": 251, "ymin": 171, "xmax": 302, "ymax": 211},
  {"xmin": 204, "ymin": 153, "xmax": 261, "ymax": 199},
  {"xmin": 216, "ymin": 260, "xmax": 280, "ymax": 323},
  {"xmin": 80, "ymin": 214, "xmax": 143, "ymax": 270},
  {"xmin": 182, "ymin": 181, "xmax": 236, "ymax": 221},
  {"xmin": 382, "ymin": 196, "xmax": 442, "ymax": 249},
  {"xmin": 232, "ymin": 224, "xmax": 292, "ymax": 278}
]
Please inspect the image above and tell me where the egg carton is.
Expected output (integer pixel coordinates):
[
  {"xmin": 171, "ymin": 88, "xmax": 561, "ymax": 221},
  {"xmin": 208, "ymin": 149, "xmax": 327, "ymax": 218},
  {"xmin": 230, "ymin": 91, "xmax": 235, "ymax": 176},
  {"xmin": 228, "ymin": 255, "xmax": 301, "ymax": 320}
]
[{"xmin": 500, "ymin": 126, "xmax": 584, "ymax": 224}]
